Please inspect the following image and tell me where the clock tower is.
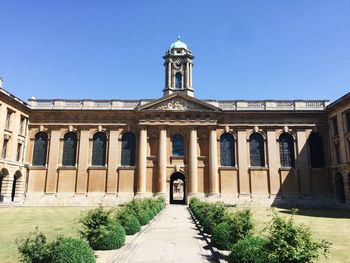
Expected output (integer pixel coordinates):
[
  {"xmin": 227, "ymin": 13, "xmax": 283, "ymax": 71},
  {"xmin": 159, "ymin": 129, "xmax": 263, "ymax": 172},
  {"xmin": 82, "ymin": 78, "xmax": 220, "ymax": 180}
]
[{"xmin": 163, "ymin": 37, "xmax": 194, "ymax": 97}]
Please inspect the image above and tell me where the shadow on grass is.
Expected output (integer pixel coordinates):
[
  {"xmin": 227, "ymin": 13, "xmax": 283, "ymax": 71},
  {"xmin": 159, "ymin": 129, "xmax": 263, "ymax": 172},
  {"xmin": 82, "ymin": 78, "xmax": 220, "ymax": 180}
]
[{"xmin": 279, "ymin": 208, "xmax": 350, "ymax": 219}]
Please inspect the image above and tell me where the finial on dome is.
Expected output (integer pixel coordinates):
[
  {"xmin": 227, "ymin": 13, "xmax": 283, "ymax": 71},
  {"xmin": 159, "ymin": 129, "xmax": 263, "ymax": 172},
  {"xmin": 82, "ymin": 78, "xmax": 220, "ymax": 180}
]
[{"xmin": 177, "ymin": 35, "xmax": 181, "ymax": 41}]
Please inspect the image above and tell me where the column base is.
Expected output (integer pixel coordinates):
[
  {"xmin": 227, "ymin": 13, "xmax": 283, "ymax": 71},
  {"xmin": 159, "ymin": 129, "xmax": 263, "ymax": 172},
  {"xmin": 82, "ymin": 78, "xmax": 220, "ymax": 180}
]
[
  {"xmin": 188, "ymin": 192, "xmax": 205, "ymax": 198},
  {"xmin": 208, "ymin": 192, "xmax": 221, "ymax": 198},
  {"xmin": 135, "ymin": 192, "xmax": 152, "ymax": 198},
  {"xmin": 156, "ymin": 192, "xmax": 167, "ymax": 197}
]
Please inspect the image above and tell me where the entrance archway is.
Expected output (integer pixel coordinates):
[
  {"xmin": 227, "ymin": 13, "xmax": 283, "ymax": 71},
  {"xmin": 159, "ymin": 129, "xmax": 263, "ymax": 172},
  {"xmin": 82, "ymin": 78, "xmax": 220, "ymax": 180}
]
[
  {"xmin": 11, "ymin": 171, "xmax": 22, "ymax": 202},
  {"xmin": 170, "ymin": 172, "xmax": 186, "ymax": 204}
]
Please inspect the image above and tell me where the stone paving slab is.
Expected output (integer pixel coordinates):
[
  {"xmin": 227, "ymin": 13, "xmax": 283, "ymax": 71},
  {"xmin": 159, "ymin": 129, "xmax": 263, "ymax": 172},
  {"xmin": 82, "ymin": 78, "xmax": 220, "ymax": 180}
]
[{"xmin": 111, "ymin": 205, "xmax": 217, "ymax": 263}]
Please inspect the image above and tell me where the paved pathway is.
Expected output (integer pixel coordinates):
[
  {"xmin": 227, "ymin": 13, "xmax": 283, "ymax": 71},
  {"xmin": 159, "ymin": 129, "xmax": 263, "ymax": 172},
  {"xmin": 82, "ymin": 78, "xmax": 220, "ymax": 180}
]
[{"xmin": 112, "ymin": 205, "xmax": 216, "ymax": 263}]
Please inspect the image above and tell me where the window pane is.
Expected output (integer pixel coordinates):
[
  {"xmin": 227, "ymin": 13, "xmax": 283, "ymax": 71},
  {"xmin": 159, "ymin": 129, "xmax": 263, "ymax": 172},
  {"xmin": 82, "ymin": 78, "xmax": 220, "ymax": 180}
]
[
  {"xmin": 175, "ymin": 72, "xmax": 182, "ymax": 89},
  {"xmin": 32, "ymin": 132, "xmax": 48, "ymax": 166},
  {"xmin": 346, "ymin": 112, "xmax": 350, "ymax": 132},
  {"xmin": 92, "ymin": 132, "xmax": 107, "ymax": 166},
  {"xmin": 279, "ymin": 133, "xmax": 295, "ymax": 167},
  {"xmin": 2, "ymin": 139, "xmax": 8, "ymax": 159},
  {"xmin": 121, "ymin": 132, "xmax": 136, "ymax": 166},
  {"xmin": 172, "ymin": 134, "xmax": 184, "ymax": 156},
  {"xmin": 250, "ymin": 133, "xmax": 265, "ymax": 167},
  {"xmin": 309, "ymin": 132, "xmax": 325, "ymax": 168},
  {"xmin": 332, "ymin": 117, "xmax": 339, "ymax": 136},
  {"xmin": 62, "ymin": 132, "xmax": 77, "ymax": 166},
  {"xmin": 220, "ymin": 133, "xmax": 235, "ymax": 166}
]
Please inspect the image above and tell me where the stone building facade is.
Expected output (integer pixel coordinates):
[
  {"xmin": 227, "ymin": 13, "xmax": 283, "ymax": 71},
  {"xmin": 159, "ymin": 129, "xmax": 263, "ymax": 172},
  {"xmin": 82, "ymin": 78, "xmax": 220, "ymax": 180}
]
[
  {"xmin": 0, "ymin": 38, "xmax": 349, "ymax": 206},
  {"xmin": 0, "ymin": 81, "xmax": 29, "ymax": 203}
]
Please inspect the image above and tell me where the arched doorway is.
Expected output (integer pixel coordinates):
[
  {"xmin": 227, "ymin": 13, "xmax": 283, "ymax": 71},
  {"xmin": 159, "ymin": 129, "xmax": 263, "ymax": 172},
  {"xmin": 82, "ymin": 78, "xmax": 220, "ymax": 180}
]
[
  {"xmin": 11, "ymin": 171, "xmax": 22, "ymax": 202},
  {"xmin": 0, "ymin": 168, "xmax": 9, "ymax": 202},
  {"xmin": 170, "ymin": 172, "xmax": 186, "ymax": 204},
  {"xmin": 335, "ymin": 172, "xmax": 345, "ymax": 203}
]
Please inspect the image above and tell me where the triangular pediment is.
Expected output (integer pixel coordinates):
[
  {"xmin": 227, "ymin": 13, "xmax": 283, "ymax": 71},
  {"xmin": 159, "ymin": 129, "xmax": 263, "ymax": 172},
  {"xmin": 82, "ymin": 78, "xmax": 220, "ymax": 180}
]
[{"xmin": 137, "ymin": 93, "xmax": 221, "ymax": 112}]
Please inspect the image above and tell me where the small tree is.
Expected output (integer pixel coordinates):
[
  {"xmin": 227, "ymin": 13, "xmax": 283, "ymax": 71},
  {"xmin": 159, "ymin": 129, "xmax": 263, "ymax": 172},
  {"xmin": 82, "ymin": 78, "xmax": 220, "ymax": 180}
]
[{"xmin": 264, "ymin": 211, "xmax": 331, "ymax": 263}]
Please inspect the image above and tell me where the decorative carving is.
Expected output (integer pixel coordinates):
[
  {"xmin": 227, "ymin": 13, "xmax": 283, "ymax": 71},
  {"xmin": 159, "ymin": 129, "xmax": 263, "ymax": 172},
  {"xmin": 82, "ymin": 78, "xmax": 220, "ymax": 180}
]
[{"xmin": 153, "ymin": 98, "xmax": 205, "ymax": 111}]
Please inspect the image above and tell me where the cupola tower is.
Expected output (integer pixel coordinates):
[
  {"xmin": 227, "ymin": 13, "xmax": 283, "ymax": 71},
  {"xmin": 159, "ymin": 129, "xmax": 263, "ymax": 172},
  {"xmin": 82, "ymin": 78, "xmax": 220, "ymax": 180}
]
[{"xmin": 163, "ymin": 36, "xmax": 194, "ymax": 97}]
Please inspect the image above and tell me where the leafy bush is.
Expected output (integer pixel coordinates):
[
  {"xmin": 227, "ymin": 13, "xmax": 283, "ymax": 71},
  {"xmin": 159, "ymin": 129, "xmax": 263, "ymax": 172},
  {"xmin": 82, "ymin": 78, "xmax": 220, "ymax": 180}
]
[
  {"xmin": 224, "ymin": 209, "xmax": 254, "ymax": 244},
  {"xmin": 228, "ymin": 236, "xmax": 268, "ymax": 263},
  {"xmin": 202, "ymin": 202, "xmax": 225, "ymax": 234},
  {"xmin": 80, "ymin": 206, "xmax": 125, "ymax": 250},
  {"xmin": 264, "ymin": 212, "xmax": 331, "ymax": 263},
  {"xmin": 116, "ymin": 209, "xmax": 141, "ymax": 235},
  {"xmin": 17, "ymin": 228, "xmax": 50, "ymax": 263},
  {"xmin": 17, "ymin": 229, "xmax": 95, "ymax": 263},
  {"xmin": 190, "ymin": 199, "xmax": 225, "ymax": 233},
  {"xmin": 89, "ymin": 223, "xmax": 125, "ymax": 250},
  {"xmin": 211, "ymin": 222, "xmax": 232, "ymax": 250},
  {"xmin": 48, "ymin": 237, "xmax": 95, "ymax": 263},
  {"xmin": 136, "ymin": 209, "xmax": 150, "ymax": 225}
]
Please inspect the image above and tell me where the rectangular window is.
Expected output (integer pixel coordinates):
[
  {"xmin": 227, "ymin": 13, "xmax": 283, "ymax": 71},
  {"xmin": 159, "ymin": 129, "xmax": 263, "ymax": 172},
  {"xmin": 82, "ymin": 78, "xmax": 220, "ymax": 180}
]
[
  {"xmin": 5, "ymin": 110, "xmax": 12, "ymax": 130},
  {"xmin": 335, "ymin": 143, "xmax": 341, "ymax": 164},
  {"xmin": 20, "ymin": 117, "xmax": 26, "ymax": 135},
  {"xmin": 2, "ymin": 139, "xmax": 8, "ymax": 159},
  {"xmin": 16, "ymin": 143, "xmax": 22, "ymax": 162},
  {"xmin": 345, "ymin": 111, "xmax": 350, "ymax": 132},
  {"xmin": 332, "ymin": 117, "xmax": 339, "ymax": 136}
]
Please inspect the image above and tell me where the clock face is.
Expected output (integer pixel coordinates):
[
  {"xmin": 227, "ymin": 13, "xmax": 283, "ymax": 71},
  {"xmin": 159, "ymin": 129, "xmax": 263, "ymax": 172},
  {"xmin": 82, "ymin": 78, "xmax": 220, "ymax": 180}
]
[{"xmin": 175, "ymin": 60, "xmax": 182, "ymax": 69}]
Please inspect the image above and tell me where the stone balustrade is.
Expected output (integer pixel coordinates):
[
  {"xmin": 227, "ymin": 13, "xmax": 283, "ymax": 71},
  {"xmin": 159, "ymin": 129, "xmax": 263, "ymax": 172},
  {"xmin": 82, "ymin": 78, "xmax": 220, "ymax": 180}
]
[{"xmin": 27, "ymin": 98, "xmax": 329, "ymax": 111}]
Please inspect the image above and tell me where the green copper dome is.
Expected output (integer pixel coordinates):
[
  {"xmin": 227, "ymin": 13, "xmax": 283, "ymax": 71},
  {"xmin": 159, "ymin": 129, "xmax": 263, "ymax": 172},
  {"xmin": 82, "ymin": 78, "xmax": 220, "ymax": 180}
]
[{"xmin": 170, "ymin": 36, "xmax": 188, "ymax": 50}]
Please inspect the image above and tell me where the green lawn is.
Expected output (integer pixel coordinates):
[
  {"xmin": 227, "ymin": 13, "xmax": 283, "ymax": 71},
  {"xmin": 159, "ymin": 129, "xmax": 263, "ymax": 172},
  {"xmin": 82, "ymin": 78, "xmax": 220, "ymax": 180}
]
[
  {"xmin": 245, "ymin": 208, "xmax": 350, "ymax": 263},
  {"xmin": 0, "ymin": 207, "xmax": 92, "ymax": 263},
  {"xmin": 0, "ymin": 206, "xmax": 349, "ymax": 263}
]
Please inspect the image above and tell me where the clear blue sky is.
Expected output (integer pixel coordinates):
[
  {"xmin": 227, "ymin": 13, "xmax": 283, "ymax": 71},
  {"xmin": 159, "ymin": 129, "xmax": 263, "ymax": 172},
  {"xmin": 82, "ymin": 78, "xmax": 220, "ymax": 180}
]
[{"xmin": 1, "ymin": 1, "xmax": 349, "ymax": 101}]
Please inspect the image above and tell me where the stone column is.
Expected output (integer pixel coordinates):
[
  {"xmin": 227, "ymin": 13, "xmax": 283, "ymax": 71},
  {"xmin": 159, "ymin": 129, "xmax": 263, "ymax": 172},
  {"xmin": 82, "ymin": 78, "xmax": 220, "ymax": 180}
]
[
  {"xmin": 76, "ymin": 130, "xmax": 89, "ymax": 193},
  {"xmin": 157, "ymin": 127, "xmax": 167, "ymax": 195},
  {"xmin": 168, "ymin": 62, "xmax": 171, "ymax": 88},
  {"xmin": 45, "ymin": 129, "xmax": 60, "ymax": 193},
  {"xmin": 267, "ymin": 130, "xmax": 280, "ymax": 195},
  {"xmin": 209, "ymin": 128, "xmax": 219, "ymax": 196},
  {"xmin": 137, "ymin": 127, "xmax": 147, "ymax": 195},
  {"xmin": 189, "ymin": 127, "xmax": 198, "ymax": 195},
  {"xmin": 106, "ymin": 130, "xmax": 119, "ymax": 193},
  {"xmin": 237, "ymin": 129, "xmax": 250, "ymax": 196},
  {"xmin": 296, "ymin": 129, "xmax": 311, "ymax": 194}
]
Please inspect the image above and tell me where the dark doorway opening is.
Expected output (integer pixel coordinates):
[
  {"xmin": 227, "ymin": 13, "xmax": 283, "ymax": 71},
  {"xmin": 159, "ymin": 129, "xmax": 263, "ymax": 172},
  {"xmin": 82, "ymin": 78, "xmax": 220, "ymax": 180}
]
[
  {"xmin": 335, "ymin": 172, "xmax": 345, "ymax": 203},
  {"xmin": 170, "ymin": 172, "xmax": 185, "ymax": 204}
]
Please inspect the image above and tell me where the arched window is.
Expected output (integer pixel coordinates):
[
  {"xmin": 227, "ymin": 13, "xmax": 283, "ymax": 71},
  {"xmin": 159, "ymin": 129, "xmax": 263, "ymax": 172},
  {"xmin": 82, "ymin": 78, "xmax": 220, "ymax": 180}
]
[
  {"xmin": 220, "ymin": 133, "xmax": 235, "ymax": 166},
  {"xmin": 279, "ymin": 133, "xmax": 295, "ymax": 167},
  {"xmin": 175, "ymin": 72, "xmax": 182, "ymax": 89},
  {"xmin": 250, "ymin": 133, "xmax": 265, "ymax": 167},
  {"xmin": 121, "ymin": 132, "xmax": 136, "ymax": 166},
  {"xmin": 32, "ymin": 132, "xmax": 48, "ymax": 166},
  {"xmin": 335, "ymin": 172, "xmax": 345, "ymax": 203},
  {"xmin": 172, "ymin": 134, "xmax": 184, "ymax": 156},
  {"xmin": 92, "ymin": 132, "xmax": 107, "ymax": 166},
  {"xmin": 309, "ymin": 132, "xmax": 325, "ymax": 168},
  {"xmin": 62, "ymin": 132, "xmax": 77, "ymax": 166}
]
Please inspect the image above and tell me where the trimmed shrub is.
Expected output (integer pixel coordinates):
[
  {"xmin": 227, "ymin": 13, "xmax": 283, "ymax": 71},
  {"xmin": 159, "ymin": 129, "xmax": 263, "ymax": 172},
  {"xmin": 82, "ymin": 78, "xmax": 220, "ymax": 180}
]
[
  {"xmin": 211, "ymin": 222, "xmax": 232, "ymax": 250},
  {"xmin": 89, "ymin": 223, "xmax": 125, "ymax": 250},
  {"xmin": 136, "ymin": 209, "xmax": 150, "ymax": 225},
  {"xmin": 264, "ymin": 212, "xmax": 331, "ymax": 263},
  {"xmin": 117, "ymin": 210, "xmax": 141, "ymax": 235},
  {"xmin": 80, "ymin": 206, "xmax": 125, "ymax": 250},
  {"xmin": 48, "ymin": 237, "xmax": 95, "ymax": 263},
  {"xmin": 202, "ymin": 202, "xmax": 225, "ymax": 234},
  {"xmin": 224, "ymin": 209, "xmax": 254, "ymax": 244},
  {"xmin": 17, "ymin": 228, "xmax": 50, "ymax": 263},
  {"xmin": 228, "ymin": 236, "xmax": 268, "ymax": 263},
  {"xmin": 17, "ymin": 230, "xmax": 95, "ymax": 263}
]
